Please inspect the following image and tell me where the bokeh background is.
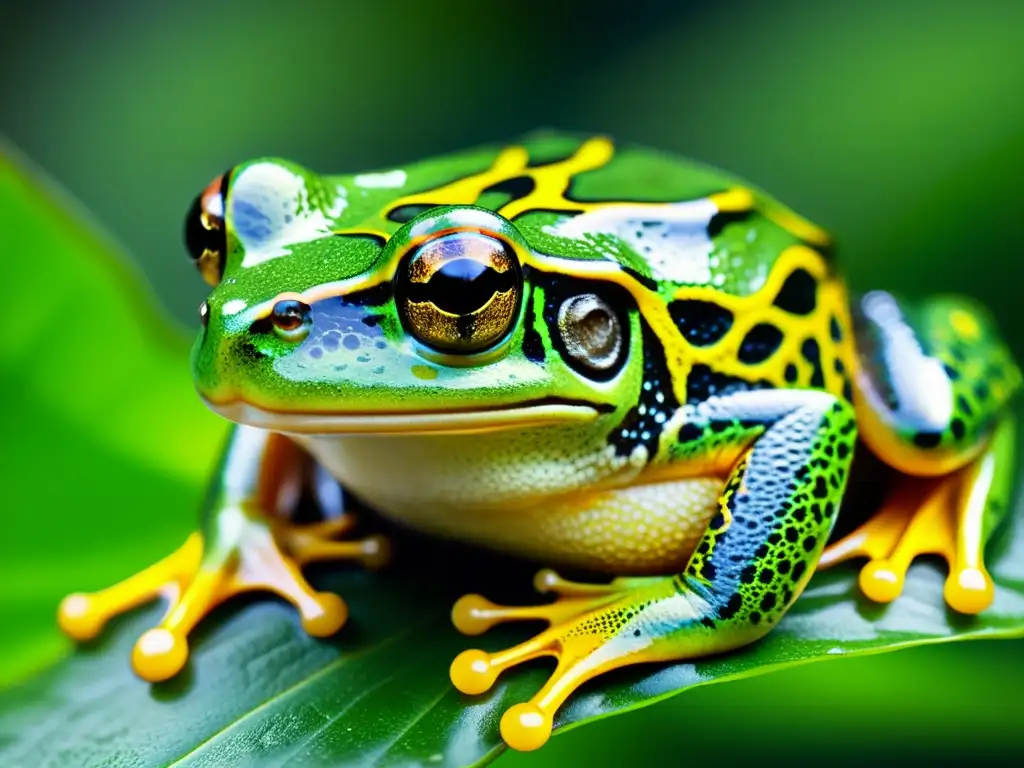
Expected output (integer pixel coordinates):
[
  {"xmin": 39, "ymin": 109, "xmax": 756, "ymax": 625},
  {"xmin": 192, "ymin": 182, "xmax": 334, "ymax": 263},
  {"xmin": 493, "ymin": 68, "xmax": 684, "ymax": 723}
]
[{"xmin": 2, "ymin": 0, "xmax": 1023, "ymax": 764}]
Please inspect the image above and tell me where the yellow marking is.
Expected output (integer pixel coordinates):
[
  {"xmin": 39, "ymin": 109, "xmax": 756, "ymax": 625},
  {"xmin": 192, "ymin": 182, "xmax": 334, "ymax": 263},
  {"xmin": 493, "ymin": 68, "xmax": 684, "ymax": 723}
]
[
  {"xmin": 332, "ymin": 137, "xmax": 614, "ymax": 241},
  {"xmin": 263, "ymin": 138, "xmax": 847, "ymax": 408},
  {"xmin": 759, "ymin": 197, "xmax": 832, "ymax": 247},
  {"xmin": 707, "ymin": 188, "xmax": 755, "ymax": 212},
  {"xmin": 410, "ymin": 364, "xmax": 438, "ymax": 380},
  {"xmin": 497, "ymin": 137, "xmax": 614, "ymax": 220},
  {"xmin": 949, "ymin": 308, "xmax": 981, "ymax": 341}
]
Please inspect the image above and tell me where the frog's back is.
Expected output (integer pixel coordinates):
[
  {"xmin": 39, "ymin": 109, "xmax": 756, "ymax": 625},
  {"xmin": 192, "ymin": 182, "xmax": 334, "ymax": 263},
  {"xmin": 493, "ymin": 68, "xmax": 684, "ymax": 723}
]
[{"xmin": 329, "ymin": 132, "xmax": 852, "ymax": 401}]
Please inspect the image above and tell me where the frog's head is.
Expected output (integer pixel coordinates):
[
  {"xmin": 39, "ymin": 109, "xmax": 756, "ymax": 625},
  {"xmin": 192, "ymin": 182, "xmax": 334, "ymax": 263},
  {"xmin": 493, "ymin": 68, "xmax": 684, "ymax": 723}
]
[{"xmin": 186, "ymin": 159, "xmax": 642, "ymax": 437}]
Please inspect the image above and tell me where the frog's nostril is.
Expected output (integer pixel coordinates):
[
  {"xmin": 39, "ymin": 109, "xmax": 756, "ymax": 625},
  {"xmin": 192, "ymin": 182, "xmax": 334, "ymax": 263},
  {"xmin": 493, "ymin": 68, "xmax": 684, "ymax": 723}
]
[
  {"xmin": 199, "ymin": 300, "xmax": 210, "ymax": 328},
  {"xmin": 269, "ymin": 299, "xmax": 312, "ymax": 342}
]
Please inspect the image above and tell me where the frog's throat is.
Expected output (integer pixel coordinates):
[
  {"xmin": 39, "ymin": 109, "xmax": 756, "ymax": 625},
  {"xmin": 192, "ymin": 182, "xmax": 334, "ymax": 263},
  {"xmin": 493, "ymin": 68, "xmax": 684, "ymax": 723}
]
[{"xmin": 201, "ymin": 396, "xmax": 608, "ymax": 436}]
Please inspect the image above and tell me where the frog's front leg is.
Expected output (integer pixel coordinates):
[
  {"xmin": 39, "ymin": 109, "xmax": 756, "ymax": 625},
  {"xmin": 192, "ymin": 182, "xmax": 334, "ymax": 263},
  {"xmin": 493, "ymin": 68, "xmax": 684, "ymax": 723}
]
[
  {"xmin": 57, "ymin": 425, "xmax": 389, "ymax": 682},
  {"xmin": 450, "ymin": 389, "xmax": 855, "ymax": 751}
]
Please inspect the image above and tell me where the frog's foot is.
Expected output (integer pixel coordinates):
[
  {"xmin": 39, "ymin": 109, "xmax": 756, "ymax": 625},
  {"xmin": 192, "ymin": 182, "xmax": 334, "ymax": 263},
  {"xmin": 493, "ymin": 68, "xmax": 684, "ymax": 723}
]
[
  {"xmin": 819, "ymin": 464, "xmax": 994, "ymax": 614},
  {"xmin": 450, "ymin": 570, "xmax": 666, "ymax": 751},
  {"xmin": 58, "ymin": 513, "xmax": 389, "ymax": 682}
]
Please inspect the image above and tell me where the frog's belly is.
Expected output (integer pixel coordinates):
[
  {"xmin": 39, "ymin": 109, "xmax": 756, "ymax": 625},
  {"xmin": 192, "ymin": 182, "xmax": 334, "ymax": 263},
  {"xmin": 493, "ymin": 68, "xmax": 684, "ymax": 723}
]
[
  {"xmin": 400, "ymin": 477, "xmax": 724, "ymax": 575},
  {"xmin": 295, "ymin": 431, "xmax": 722, "ymax": 575}
]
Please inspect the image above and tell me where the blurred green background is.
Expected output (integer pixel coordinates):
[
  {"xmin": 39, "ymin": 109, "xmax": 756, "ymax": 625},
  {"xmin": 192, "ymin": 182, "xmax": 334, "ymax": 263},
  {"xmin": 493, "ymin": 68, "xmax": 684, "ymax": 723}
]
[{"xmin": 2, "ymin": 0, "xmax": 1023, "ymax": 764}]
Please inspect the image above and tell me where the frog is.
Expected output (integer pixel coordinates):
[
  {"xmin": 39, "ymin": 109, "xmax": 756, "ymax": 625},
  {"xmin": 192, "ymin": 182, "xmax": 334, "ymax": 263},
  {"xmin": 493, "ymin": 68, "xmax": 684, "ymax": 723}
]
[{"xmin": 58, "ymin": 133, "xmax": 1021, "ymax": 752}]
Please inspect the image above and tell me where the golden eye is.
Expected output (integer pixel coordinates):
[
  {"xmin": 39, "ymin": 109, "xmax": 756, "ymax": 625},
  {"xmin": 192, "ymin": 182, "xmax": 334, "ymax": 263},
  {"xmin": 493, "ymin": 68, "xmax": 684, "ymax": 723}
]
[
  {"xmin": 396, "ymin": 231, "xmax": 523, "ymax": 354},
  {"xmin": 184, "ymin": 173, "xmax": 228, "ymax": 286}
]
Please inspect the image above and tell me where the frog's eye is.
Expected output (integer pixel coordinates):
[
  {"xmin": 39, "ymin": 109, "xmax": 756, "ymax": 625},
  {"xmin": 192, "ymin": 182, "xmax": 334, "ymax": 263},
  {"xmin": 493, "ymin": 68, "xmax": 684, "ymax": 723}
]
[
  {"xmin": 184, "ymin": 173, "xmax": 228, "ymax": 286},
  {"xmin": 269, "ymin": 299, "xmax": 312, "ymax": 342},
  {"xmin": 395, "ymin": 231, "xmax": 523, "ymax": 354},
  {"xmin": 557, "ymin": 293, "xmax": 626, "ymax": 376}
]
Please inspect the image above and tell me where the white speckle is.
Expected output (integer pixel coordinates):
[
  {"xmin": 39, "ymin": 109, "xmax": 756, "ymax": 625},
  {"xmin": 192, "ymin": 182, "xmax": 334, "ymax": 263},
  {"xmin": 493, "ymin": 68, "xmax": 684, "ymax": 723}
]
[
  {"xmin": 233, "ymin": 162, "xmax": 348, "ymax": 268},
  {"xmin": 827, "ymin": 647, "xmax": 845, "ymax": 655},
  {"xmin": 543, "ymin": 199, "xmax": 719, "ymax": 284},
  {"xmin": 222, "ymin": 298, "xmax": 248, "ymax": 316},
  {"xmin": 354, "ymin": 170, "xmax": 407, "ymax": 188}
]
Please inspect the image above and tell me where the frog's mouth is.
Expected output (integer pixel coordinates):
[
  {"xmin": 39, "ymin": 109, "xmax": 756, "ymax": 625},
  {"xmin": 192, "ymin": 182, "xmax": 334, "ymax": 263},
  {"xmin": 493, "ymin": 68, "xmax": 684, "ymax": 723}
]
[{"xmin": 202, "ymin": 396, "xmax": 612, "ymax": 436}]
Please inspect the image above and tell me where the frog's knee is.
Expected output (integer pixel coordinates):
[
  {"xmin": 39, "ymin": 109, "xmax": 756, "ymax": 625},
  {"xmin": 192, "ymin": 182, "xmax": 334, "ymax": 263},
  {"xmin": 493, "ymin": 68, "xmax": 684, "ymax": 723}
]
[{"xmin": 852, "ymin": 291, "xmax": 1020, "ymax": 475}]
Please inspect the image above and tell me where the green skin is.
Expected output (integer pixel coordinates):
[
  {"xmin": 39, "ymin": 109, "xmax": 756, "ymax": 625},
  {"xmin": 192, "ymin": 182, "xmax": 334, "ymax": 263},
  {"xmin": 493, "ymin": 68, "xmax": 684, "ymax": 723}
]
[{"xmin": 183, "ymin": 133, "xmax": 1019, "ymax": 742}]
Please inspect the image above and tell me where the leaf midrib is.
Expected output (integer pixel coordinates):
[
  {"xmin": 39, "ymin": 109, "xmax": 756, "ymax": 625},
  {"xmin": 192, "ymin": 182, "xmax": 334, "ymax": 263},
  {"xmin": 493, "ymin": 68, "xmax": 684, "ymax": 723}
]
[{"xmin": 166, "ymin": 618, "xmax": 435, "ymax": 766}]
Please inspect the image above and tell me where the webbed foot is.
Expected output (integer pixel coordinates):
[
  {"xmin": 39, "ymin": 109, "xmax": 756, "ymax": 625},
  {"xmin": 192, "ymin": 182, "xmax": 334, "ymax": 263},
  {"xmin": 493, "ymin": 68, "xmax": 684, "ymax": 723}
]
[
  {"xmin": 450, "ymin": 570, "xmax": 669, "ymax": 751},
  {"xmin": 58, "ymin": 512, "xmax": 389, "ymax": 681},
  {"xmin": 820, "ymin": 418, "xmax": 1014, "ymax": 614}
]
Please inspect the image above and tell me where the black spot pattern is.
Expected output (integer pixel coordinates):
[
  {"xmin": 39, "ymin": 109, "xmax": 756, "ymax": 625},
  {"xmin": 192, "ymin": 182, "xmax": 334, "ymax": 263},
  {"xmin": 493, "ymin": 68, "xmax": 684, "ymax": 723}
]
[
  {"xmin": 830, "ymin": 316, "xmax": 844, "ymax": 342},
  {"xmin": 609, "ymin": 323, "xmax": 680, "ymax": 458},
  {"xmin": 738, "ymin": 323, "xmax": 784, "ymax": 364},
  {"xmin": 679, "ymin": 394, "xmax": 857, "ymax": 632},
  {"xmin": 387, "ymin": 204, "xmax": 438, "ymax": 224},
  {"xmin": 668, "ymin": 299, "xmax": 734, "ymax": 346},
  {"xmin": 685, "ymin": 364, "xmax": 773, "ymax": 405},
  {"xmin": 801, "ymin": 338, "xmax": 826, "ymax": 388},
  {"xmin": 519, "ymin": 285, "xmax": 545, "ymax": 364},
  {"xmin": 480, "ymin": 176, "xmax": 536, "ymax": 205},
  {"xmin": 773, "ymin": 268, "xmax": 818, "ymax": 315}
]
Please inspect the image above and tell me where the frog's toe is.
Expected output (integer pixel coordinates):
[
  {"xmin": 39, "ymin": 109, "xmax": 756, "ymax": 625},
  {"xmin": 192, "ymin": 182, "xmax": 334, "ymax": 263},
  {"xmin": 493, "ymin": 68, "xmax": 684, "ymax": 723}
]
[
  {"xmin": 501, "ymin": 703, "xmax": 553, "ymax": 753},
  {"xmin": 297, "ymin": 592, "xmax": 349, "ymax": 637},
  {"xmin": 856, "ymin": 560, "xmax": 906, "ymax": 604},
  {"xmin": 944, "ymin": 567, "xmax": 995, "ymax": 615},
  {"xmin": 57, "ymin": 593, "xmax": 106, "ymax": 641},
  {"xmin": 57, "ymin": 533, "xmax": 204, "ymax": 644},
  {"xmin": 451, "ymin": 569, "xmax": 650, "ymax": 637},
  {"xmin": 450, "ymin": 600, "xmax": 661, "ymax": 752},
  {"xmin": 283, "ymin": 517, "xmax": 391, "ymax": 570},
  {"xmin": 132, "ymin": 628, "xmax": 189, "ymax": 682},
  {"xmin": 820, "ymin": 444, "xmax": 1002, "ymax": 614},
  {"xmin": 450, "ymin": 575, "xmax": 675, "ymax": 751},
  {"xmin": 449, "ymin": 648, "xmax": 499, "ymax": 694}
]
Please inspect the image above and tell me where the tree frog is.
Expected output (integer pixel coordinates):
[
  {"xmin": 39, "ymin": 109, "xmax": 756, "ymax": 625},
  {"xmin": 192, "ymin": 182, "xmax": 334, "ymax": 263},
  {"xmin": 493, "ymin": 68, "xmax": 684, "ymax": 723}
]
[{"xmin": 58, "ymin": 134, "xmax": 1020, "ymax": 751}]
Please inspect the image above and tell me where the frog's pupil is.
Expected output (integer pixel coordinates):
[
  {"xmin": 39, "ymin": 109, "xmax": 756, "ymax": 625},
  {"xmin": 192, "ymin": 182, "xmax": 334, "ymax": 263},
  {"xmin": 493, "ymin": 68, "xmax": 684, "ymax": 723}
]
[
  {"xmin": 421, "ymin": 258, "xmax": 513, "ymax": 316},
  {"xmin": 403, "ymin": 232, "xmax": 519, "ymax": 317}
]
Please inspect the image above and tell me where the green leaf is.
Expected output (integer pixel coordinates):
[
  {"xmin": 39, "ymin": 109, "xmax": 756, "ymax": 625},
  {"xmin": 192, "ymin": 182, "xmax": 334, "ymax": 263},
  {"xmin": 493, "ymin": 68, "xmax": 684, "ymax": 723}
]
[
  {"xmin": 0, "ymin": 142, "xmax": 227, "ymax": 687},
  {"xmin": 1, "ymin": 142, "xmax": 1023, "ymax": 768}
]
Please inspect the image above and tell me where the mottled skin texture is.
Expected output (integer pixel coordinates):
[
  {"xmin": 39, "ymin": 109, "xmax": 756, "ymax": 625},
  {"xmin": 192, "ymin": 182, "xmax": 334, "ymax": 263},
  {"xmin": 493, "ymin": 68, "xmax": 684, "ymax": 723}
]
[{"xmin": 58, "ymin": 134, "xmax": 1021, "ymax": 752}]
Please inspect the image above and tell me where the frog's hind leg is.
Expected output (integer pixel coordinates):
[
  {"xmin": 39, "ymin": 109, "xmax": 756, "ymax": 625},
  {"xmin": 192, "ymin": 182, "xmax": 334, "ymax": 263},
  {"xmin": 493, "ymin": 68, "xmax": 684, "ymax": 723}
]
[
  {"xmin": 820, "ymin": 291, "xmax": 1020, "ymax": 613},
  {"xmin": 450, "ymin": 389, "xmax": 855, "ymax": 751},
  {"xmin": 57, "ymin": 426, "xmax": 389, "ymax": 682},
  {"xmin": 821, "ymin": 415, "xmax": 1015, "ymax": 613}
]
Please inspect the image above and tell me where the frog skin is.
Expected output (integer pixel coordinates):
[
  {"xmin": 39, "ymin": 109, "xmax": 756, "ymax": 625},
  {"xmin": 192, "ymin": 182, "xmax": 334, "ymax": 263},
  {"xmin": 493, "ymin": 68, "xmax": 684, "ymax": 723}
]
[{"xmin": 58, "ymin": 134, "xmax": 1021, "ymax": 751}]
